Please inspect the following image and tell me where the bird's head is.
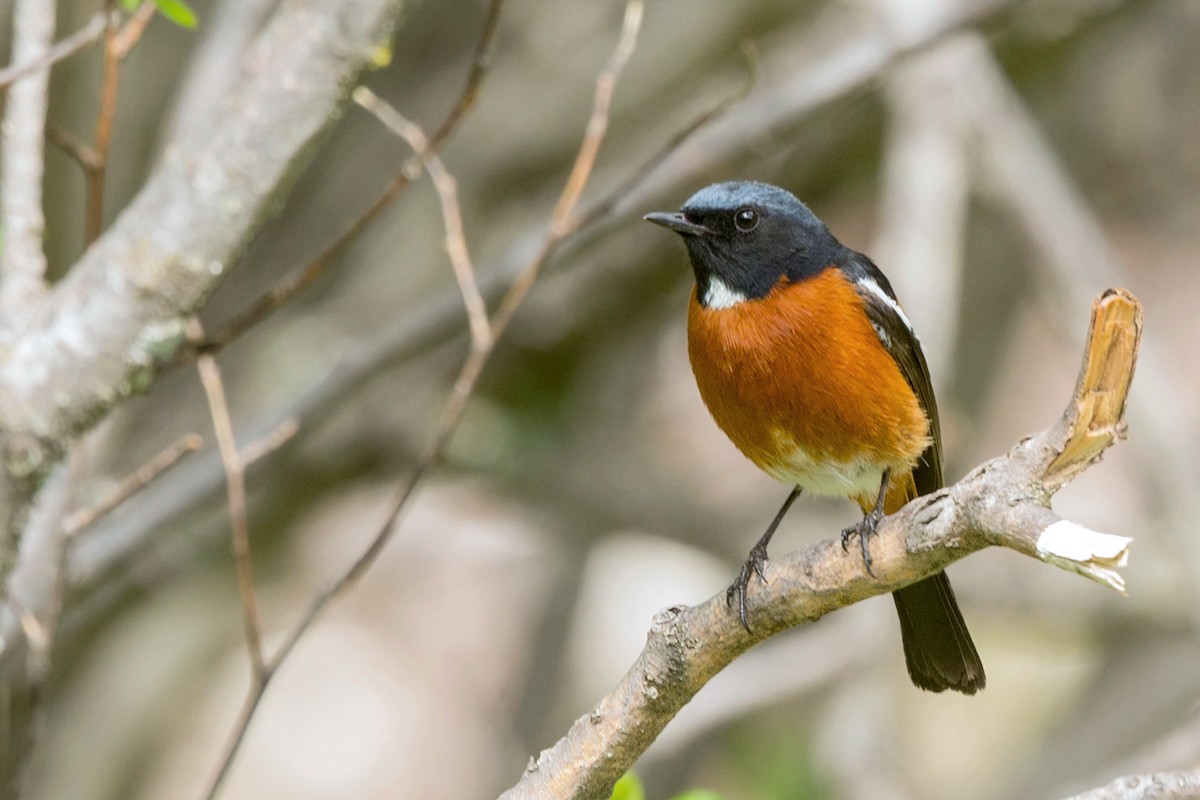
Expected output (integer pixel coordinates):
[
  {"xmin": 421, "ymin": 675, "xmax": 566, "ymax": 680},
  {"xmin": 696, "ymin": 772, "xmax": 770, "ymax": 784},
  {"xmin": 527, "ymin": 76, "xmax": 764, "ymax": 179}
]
[{"xmin": 644, "ymin": 181, "xmax": 846, "ymax": 309}]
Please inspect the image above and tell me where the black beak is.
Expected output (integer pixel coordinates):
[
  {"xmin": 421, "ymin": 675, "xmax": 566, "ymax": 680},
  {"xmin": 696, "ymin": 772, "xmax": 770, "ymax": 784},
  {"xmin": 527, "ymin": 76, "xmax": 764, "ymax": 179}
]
[{"xmin": 643, "ymin": 211, "xmax": 712, "ymax": 236}]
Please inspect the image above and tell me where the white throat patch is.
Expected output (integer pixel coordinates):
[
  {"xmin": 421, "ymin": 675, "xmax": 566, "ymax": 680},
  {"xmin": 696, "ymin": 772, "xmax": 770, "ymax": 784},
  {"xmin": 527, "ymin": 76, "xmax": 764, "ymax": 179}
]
[{"xmin": 704, "ymin": 277, "xmax": 747, "ymax": 310}]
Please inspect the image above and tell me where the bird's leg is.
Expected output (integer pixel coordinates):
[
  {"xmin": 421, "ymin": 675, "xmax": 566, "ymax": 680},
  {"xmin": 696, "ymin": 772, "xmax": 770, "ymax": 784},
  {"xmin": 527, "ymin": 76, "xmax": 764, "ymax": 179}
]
[
  {"xmin": 727, "ymin": 486, "xmax": 802, "ymax": 633},
  {"xmin": 841, "ymin": 469, "xmax": 890, "ymax": 576}
]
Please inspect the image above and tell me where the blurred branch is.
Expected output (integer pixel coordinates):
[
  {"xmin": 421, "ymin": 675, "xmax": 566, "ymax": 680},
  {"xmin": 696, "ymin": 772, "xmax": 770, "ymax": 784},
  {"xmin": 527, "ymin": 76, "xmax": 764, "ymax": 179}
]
[
  {"xmin": 163, "ymin": 0, "xmax": 280, "ymax": 143},
  {"xmin": 4, "ymin": 433, "xmax": 201, "ymax": 669},
  {"xmin": 79, "ymin": 1, "xmax": 158, "ymax": 245},
  {"xmin": 0, "ymin": 0, "xmax": 55, "ymax": 312},
  {"xmin": 0, "ymin": 464, "xmax": 72, "ymax": 797},
  {"xmin": 870, "ymin": 0, "xmax": 972, "ymax": 375},
  {"xmin": 1064, "ymin": 769, "xmax": 1200, "ymax": 800},
  {"xmin": 0, "ymin": 430, "xmax": 201, "ymax": 781},
  {"xmin": 190, "ymin": 319, "xmax": 265, "ymax": 679},
  {"xmin": 499, "ymin": 289, "xmax": 1141, "ymax": 800},
  {"xmin": 197, "ymin": 0, "xmax": 506, "ymax": 354},
  {"xmin": 62, "ymin": 434, "xmax": 203, "ymax": 536},
  {"xmin": 0, "ymin": 9, "xmax": 105, "ymax": 89},
  {"xmin": 0, "ymin": 0, "xmax": 406, "ymax": 571},
  {"xmin": 354, "ymin": 89, "xmax": 492, "ymax": 350},
  {"xmin": 945, "ymin": 31, "xmax": 1200, "ymax": 620},
  {"xmin": 197, "ymin": 4, "xmax": 644, "ymax": 797}
]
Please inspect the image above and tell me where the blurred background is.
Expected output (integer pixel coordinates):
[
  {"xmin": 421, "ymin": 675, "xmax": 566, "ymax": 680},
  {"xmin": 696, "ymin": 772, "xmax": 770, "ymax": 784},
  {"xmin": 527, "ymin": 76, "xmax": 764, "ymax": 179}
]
[{"xmin": 4, "ymin": 0, "xmax": 1199, "ymax": 797}]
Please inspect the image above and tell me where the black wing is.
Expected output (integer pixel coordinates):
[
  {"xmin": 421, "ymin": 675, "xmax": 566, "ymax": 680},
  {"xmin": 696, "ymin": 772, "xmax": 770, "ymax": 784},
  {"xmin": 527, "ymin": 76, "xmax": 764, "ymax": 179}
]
[
  {"xmin": 841, "ymin": 254, "xmax": 984, "ymax": 694},
  {"xmin": 841, "ymin": 253, "xmax": 943, "ymax": 496}
]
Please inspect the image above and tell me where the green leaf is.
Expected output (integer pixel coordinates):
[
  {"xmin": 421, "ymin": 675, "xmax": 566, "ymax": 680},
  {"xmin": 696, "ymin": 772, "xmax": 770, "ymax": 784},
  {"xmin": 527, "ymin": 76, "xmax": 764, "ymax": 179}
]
[
  {"xmin": 153, "ymin": 0, "xmax": 198, "ymax": 28},
  {"xmin": 609, "ymin": 773, "xmax": 645, "ymax": 800},
  {"xmin": 669, "ymin": 791, "xmax": 725, "ymax": 800},
  {"xmin": 119, "ymin": 0, "xmax": 140, "ymax": 10}
]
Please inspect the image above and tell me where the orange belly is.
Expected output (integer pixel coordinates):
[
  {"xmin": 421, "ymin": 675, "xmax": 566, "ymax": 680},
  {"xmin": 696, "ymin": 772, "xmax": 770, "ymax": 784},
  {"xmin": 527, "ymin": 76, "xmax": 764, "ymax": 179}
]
[{"xmin": 687, "ymin": 268, "xmax": 930, "ymax": 499}]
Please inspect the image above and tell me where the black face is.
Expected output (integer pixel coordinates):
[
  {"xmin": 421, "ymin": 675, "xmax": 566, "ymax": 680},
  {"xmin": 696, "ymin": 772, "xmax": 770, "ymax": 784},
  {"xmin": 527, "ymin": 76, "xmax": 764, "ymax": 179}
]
[{"xmin": 644, "ymin": 181, "xmax": 847, "ymax": 307}]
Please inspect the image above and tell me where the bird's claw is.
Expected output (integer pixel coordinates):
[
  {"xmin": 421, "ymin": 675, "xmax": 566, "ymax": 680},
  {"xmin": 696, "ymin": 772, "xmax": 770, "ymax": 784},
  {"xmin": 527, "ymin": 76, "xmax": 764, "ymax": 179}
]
[
  {"xmin": 840, "ymin": 507, "xmax": 884, "ymax": 577},
  {"xmin": 726, "ymin": 544, "xmax": 769, "ymax": 633}
]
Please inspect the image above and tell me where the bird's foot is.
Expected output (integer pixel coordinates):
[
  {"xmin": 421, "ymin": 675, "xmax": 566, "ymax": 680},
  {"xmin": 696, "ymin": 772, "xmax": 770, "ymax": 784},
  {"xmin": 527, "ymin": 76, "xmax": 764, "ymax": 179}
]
[
  {"xmin": 840, "ymin": 506, "xmax": 884, "ymax": 577},
  {"xmin": 725, "ymin": 543, "xmax": 769, "ymax": 633}
]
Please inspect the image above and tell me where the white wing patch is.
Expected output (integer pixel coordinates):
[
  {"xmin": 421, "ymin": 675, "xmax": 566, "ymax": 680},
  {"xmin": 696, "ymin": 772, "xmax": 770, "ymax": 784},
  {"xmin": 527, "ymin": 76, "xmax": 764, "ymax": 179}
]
[
  {"xmin": 704, "ymin": 277, "xmax": 748, "ymax": 310},
  {"xmin": 857, "ymin": 277, "xmax": 914, "ymax": 334}
]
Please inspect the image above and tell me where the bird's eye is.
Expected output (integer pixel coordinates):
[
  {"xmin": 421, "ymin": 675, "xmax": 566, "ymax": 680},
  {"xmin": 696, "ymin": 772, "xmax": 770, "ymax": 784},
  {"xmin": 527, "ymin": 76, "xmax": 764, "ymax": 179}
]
[{"xmin": 734, "ymin": 208, "xmax": 759, "ymax": 232}]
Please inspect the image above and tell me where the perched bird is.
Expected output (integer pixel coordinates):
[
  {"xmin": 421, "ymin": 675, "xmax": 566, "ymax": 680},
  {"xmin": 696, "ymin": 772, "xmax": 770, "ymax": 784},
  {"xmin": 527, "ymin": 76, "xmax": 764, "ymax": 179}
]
[{"xmin": 644, "ymin": 181, "xmax": 984, "ymax": 694}]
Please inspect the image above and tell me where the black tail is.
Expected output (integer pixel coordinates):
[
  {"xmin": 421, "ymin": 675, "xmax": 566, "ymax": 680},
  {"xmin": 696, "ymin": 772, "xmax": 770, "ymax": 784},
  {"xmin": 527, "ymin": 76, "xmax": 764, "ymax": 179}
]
[{"xmin": 892, "ymin": 571, "xmax": 985, "ymax": 694}]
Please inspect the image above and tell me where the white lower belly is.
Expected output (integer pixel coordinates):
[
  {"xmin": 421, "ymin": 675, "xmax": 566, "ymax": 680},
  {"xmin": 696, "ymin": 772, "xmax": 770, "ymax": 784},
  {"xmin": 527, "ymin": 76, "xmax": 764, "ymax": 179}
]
[{"xmin": 762, "ymin": 445, "xmax": 885, "ymax": 498}]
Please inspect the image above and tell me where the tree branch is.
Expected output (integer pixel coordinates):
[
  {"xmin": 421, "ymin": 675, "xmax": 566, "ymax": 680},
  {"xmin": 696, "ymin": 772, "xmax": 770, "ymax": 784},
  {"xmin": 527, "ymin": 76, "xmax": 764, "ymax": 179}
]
[
  {"xmin": 354, "ymin": 89, "xmax": 492, "ymax": 350},
  {"xmin": 0, "ymin": 0, "xmax": 406, "ymax": 570},
  {"xmin": 196, "ymin": 5, "xmax": 643, "ymax": 796},
  {"xmin": 196, "ymin": 0, "xmax": 505, "ymax": 354},
  {"xmin": 191, "ymin": 319, "xmax": 265, "ymax": 679},
  {"xmin": 1064, "ymin": 769, "xmax": 1200, "ymax": 800},
  {"xmin": 499, "ymin": 288, "xmax": 1141, "ymax": 800},
  {"xmin": 0, "ymin": 9, "xmax": 105, "ymax": 90},
  {"xmin": 0, "ymin": 0, "xmax": 56, "ymax": 312}
]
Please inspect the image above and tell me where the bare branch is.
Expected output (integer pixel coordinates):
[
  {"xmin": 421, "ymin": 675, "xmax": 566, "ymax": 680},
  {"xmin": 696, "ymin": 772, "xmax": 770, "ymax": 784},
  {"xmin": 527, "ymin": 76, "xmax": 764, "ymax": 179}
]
[
  {"xmin": 870, "ymin": 7, "xmax": 972, "ymax": 376},
  {"xmin": 162, "ymin": 0, "xmax": 280, "ymax": 144},
  {"xmin": 0, "ymin": 0, "xmax": 406, "ymax": 568},
  {"xmin": 0, "ymin": 10, "xmax": 105, "ymax": 89},
  {"xmin": 111, "ymin": 1, "xmax": 158, "ymax": 60},
  {"xmin": 0, "ymin": 460, "xmax": 75, "ymax": 795},
  {"xmin": 238, "ymin": 418, "xmax": 298, "ymax": 466},
  {"xmin": 190, "ymin": 320, "xmax": 265, "ymax": 680},
  {"xmin": 550, "ymin": 1, "xmax": 642, "ymax": 235},
  {"xmin": 498, "ymin": 289, "xmax": 1140, "ymax": 800},
  {"xmin": 80, "ymin": 0, "xmax": 158, "ymax": 246},
  {"xmin": 950, "ymin": 37, "xmax": 1200, "ymax": 616},
  {"xmin": 197, "ymin": 4, "xmax": 644, "ymax": 795},
  {"xmin": 354, "ymin": 88, "xmax": 492, "ymax": 350},
  {"xmin": 1063, "ymin": 769, "xmax": 1200, "ymax": 800},
  {"xmin": 63, "ymin": 433, "xmax": 203, "ymax": 536},
  {"xmin": 0, "ymin": 0, "xmax": 56, "ymax": 311},
  {"xmin": 489, "ymin": 0, "xmax": 643, "ymax": 339},
  {"xmin": 45, "ymin": 125, "xmax": 101, "ymax": 171},
  {"xmin": 197, "ymin": 0, "xmax": 507, "ymax": 353},
  {"xmin": 575, "ymin": 41, "xmax": 758, "ymax": 232}
]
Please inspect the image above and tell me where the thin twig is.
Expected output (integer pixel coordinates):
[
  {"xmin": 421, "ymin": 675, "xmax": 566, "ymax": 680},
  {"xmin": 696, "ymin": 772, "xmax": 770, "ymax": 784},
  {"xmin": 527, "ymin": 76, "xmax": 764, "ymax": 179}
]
[
  {"xmin": 63, "ymin": 434, "xmax": 204, "ymax": 535},
  {"xmin": 190, "ymin": 319, "xmax": 266, "ymax": 680},
  {"xmin": 197, "ymin": 5, "xmax": 643, "ymax": 797},
  {"xmin": 46, "ymin": 125, "xmax": 102, "ymax": 170},
  {"xmin": 0, "ymin": 0, "xmax": 56, "ymax": 310},
  {"xmin": 0, "ymin": 9, "xmax": 107, "ymax": 89},
  {"xmin": 85, "ymin": 2, "xmax": 156, "ymax": 245},
  {"xmin": 112, "ymin": 1, "xmax": 158, "ymax": 59},
  {"xmin": 549, "ymin": 3, "xmax": 642, "ymax": 236},
  {"xmin": 353, "ymin": 87, "xmax": 492, "ymax": 350},
  {"xmin": 575, "ymin": 40, "xmax": 759, "ymax": 231},
  {"xmin": 52, "ymin": 2, "xmax": 158, "ymax": 246},
  {"xmin": 197, "ymin": 0, "xmax": 506, "ymax": 353},
  {"xmin": 239, "ymin": 418, "xmax": 299, "ymax": 465}
]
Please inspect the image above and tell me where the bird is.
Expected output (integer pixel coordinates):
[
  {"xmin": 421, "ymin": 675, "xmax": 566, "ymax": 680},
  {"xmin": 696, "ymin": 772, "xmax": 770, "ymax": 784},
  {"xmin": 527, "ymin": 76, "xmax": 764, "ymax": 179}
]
[{"xmin": 644, "ymin": 181, "xmax": 985, "ymax": 694}]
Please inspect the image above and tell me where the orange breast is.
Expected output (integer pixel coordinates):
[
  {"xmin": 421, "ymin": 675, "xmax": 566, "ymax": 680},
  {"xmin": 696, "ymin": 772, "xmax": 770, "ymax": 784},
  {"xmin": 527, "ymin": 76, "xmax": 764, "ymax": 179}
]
[{"xmin": 687, "ymin": 267, "xmax": 930, "ymax": 498}]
